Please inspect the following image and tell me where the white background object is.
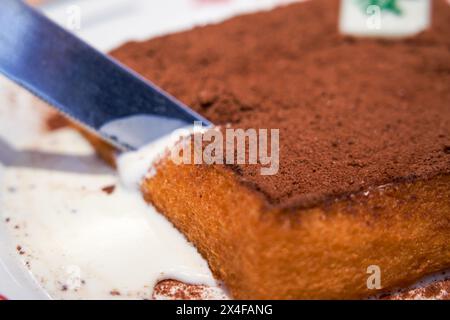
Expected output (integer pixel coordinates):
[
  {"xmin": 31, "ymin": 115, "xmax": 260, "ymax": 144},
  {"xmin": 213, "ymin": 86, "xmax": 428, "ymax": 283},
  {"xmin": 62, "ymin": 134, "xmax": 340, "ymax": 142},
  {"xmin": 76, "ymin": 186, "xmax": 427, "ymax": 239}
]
[{"xmin": 340, "ymin": 0, "xmax": 431, "ymax": 37}]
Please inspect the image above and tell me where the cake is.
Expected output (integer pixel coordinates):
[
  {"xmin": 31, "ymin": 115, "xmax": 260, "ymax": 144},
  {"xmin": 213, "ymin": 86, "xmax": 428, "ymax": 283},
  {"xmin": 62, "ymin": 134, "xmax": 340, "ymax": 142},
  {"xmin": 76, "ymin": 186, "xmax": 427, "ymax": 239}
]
[{"xmin": 69, "ymin": 0, "xmax": 450, "ymax": 299}]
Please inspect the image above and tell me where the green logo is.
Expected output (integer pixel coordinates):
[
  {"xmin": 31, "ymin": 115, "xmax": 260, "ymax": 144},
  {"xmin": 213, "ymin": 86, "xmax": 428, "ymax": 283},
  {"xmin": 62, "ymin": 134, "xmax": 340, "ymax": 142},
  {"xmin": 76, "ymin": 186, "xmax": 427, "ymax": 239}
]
[{"xmin": 356, "ymin": 0, "xmax": 403, "ymax": 15}]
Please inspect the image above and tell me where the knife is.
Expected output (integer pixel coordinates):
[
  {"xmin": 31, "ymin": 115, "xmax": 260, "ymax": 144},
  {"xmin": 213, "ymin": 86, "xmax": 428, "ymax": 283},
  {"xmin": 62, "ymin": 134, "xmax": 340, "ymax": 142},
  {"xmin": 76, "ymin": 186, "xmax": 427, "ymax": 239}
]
[{"xmin": 0, "ymin": 0, "xmax": 211, "ymax": 151}]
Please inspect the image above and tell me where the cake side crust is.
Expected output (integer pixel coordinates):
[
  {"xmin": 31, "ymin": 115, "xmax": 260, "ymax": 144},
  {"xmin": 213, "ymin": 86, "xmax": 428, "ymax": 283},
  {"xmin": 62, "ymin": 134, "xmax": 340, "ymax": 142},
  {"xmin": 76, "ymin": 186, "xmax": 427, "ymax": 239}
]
[{"xmin": 142, "ymin": 159, "xmax": 450, "ymax": 299}]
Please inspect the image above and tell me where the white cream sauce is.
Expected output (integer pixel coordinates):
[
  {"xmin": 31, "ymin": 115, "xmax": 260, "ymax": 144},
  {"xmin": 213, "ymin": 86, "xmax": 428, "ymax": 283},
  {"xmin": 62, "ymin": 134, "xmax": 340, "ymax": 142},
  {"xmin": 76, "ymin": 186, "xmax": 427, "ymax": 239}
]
[{"xmin": 0, "ymin": 123, "xmax": 220, "ymax": 299}]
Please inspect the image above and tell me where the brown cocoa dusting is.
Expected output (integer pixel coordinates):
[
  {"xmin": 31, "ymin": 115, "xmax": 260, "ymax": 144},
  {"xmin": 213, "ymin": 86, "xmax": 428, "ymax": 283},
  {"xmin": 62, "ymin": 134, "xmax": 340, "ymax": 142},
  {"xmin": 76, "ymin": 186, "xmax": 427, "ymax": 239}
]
[
  {"xmin": 101, "ymin": 185, "xmax": 116, "ymax": 195},
  {"xmin": 16, "ymin": 246, "xmax": 26, "ymax": 255},
  {"xmin": 385, "ymin": 279, "xmax": 450, "ymax": 300},
  {"xmin": 110, "ymin": 0, "xmax": 450, "ymax": 210},
  {"xmin": 153, "ymin": 280, "xmax": 204, "ymax": 300},
  {"xmin": 110, "ymin": 290, "xmax": 121, "ymax": 296},
  {"xmin": 46, "ymin": 113, "xmax": 70, "ymax": 131}
]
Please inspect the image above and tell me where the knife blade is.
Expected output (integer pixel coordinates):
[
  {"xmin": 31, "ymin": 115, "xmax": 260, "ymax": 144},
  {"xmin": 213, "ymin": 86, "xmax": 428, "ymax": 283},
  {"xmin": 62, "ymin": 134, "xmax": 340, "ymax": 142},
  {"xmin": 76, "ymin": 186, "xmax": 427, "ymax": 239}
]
[{"xmin": 0, "ymin": 0, "xmax": 211, "ymax": 151}]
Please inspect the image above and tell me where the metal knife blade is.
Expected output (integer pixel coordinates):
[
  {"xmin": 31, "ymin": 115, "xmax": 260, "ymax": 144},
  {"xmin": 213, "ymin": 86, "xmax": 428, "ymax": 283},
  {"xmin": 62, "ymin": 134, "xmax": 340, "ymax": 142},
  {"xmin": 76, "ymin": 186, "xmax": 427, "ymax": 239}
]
[{"xmin": 0, "ymin": 0, "xmax": 211, "ymax": 151}]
